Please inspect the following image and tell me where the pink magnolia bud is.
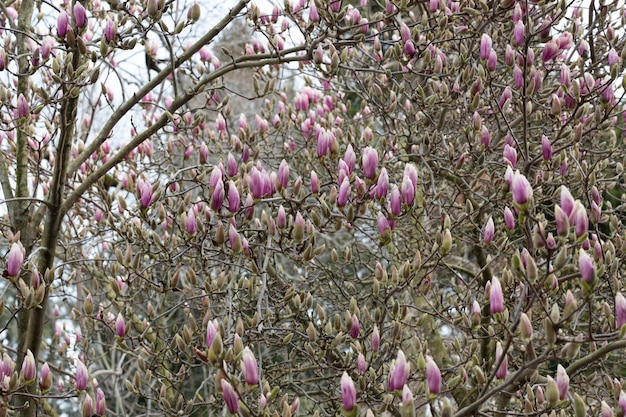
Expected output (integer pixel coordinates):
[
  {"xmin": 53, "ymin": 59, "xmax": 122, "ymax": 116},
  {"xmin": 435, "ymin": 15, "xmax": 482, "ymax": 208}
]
[
  {"xmin": 490, "ymin": 276, "xmax": 503, "ymax": 314},
  {"xmin": 498, "ymin": 86, "xmax": 512, "ymax": 109},
  {"xmin": 511, "ymin": 170, "xmax": 532, "ymax": 207},
  {"xmin": 115, "ymin": 313, "xmax": 125, "ymax": 337},
  {"xmin": 349, "ymin": 314, "xmax": 360, "ymax": 339},
  {"xmin": 338, "ymin": 177, "xmax": 350, "ymax": 207},
  {"xmin": 17, "ymin": 94, "xmax": 29, "ymax": 119},
  {"xmin": 104, "ymin": 19, "xmax": 117, "ymax": 43},
  {"xmin": 542, "ymin": 135, "xmax": 552, "ymax": 160},
  {"xmin": 609, "ymin": 48, "xmax": 619, "ymax": 67},
  {"xmin": 216, "ymin": 113, "xmax": 226, "ymax": 134},
  {"xmin": 556, "ymin": 364, "xmax": 569, "ymax": 400},
  {"xmin": 569, "ymin": 201, "xmax": 588, "ymax": 238},
  {"xmin": 480, "ymin": 34, "xmax": 492, "ymax": 60},
  {"xmin": 375, "ymin": 167, "xmax": 389, "ymax": 199},
  {"xmin": 277, "ymin": 205, "xmax": 287, "ymax": 229},
  {"xmin": 513, "ymin": 20, "xmax": 524, "ymax": 46},
  {"xmin": 96, "ymin": 388, "xmax": 106, "ymax": 416},
  {"xmin": 404, "ymin": 40, "xmax": 416, "ymax": 56},
  {"xmin": 362, "ymin": 147, "xmax": 378, "ymax": 179},
  {"xmin": 495, "ymin": 342, "xmax": 508, "ymax": 379},
  {"xmin": 73, "ymin": 2, "xmax": 87, "ymax": 28},
  {"xmin": 57, "ymin": 11, "xmax": 69, "ymax": 38},
  {"xmin": 82, "ymin": 394, "xmax": 94, "ymax": 417},
  {"xmin": 401, "ymin": 175, "xmax": 415, "ymax": 207},
  {"xmin": 616, "ymin": 292, "xmax": 626, "ymax": 330},
  {"xmin": 212, "ymin": 180, "xmax": 224, "ymax": 210},
  {"xmin": 137, "ymin": 179, "xmax": 153, "ymax": 208},
  {"xmin": 341, "ymin": 372, "xmax": 357, "ymax": 411},
  {"xmin": 7, "ymin": 242, "xmax": 25, "ymax": 277},
  {"xmin": 185, "ymin": 208, "xmax": 196, "ymax": 234},
  {"xmin": 76, "ymin": 359, "xmax": 89, "ymax": 391},
  {"xmin": 400, "ymin": 22, "xmax": 411, "ymax": 43},
  {"xmin": 277, "ymin": 159, "xmax": 289, "ymax": 190},
  {"xmin": 377, "ymin": 214, "xmax": 391, "ymax": 238},
  {"xmin": 619, "ymin": 391, "xmax": 626, "ymax": 412},
  {"xmin": 206, "ymin": 319, "xmax": 219, "ymax": 349},
  {"xmin": 487, "ymin": 49, "xmax": 497, "ymax": 72},
  {"xmin": 294, "ymin": 212, "xmax": 305, "ymax": 242},
  {"xmin": 241, "ymin": 347, "xmax": 259, "ymax": 385},
  {"xmin": 227, "ymin": 153, "xmax": 237, "ymax": 177},
  {"xmin": 481, "ymin": 125, "xmax": 491, "ymax": 148},
  {"xmin": 513, "ymin": 65, "xmax": 524, "ymax": 89},
  {"xmin": 311, "ymin": 170, "xmax": 319, "ymax": 194},
  {"xmin": 578, "ymin": 39, "xmax": 590, "ymax": 58},
  {"xmin": 20, "ymin": 349, "xmax": 36, "ymax": 382},
  {"xmin": 425, "ymin": 355, "xmax": 441, "ymax": 394},
  {"xmin": 357, "ymin": 353, "xmax": 367, "ymax": 374},
  {"xmin": 520, "ymin": 312, "xmax": 532, "ymax": 340},
  {"xmin": 40, "ymin": 362, "xmax": 52, "ymax": 391},
  {"xmin": 390, "ymin": 185, "xmax": 401, "ymax": 217},
  {"xmin": 503, "ymin": 144, "xmax": 517, "ymax": 167},
  {"xmin": 542, "ymin": 40, "xmax": 559, "ymax": 62},
  {"xmin": 221, "ymin": 379, "xmax": 239, "ymax": 414},
  {"xmin": 504, "ymin": 207, "xmax": 515, "ymax": 230},
  {"xmin": 343, "ymin": 144, "xmax": 356, "ymax": 173},
  {"xmin": 388, "ymin": 350, "xmax": 410, "ymax": 392},
  {"xmin": 554, "ymin": 205, "xmax": 569, "ymax": 237},
  {"xmin": 483, "ymin": 217, "xmax": 495, "ymax": 244},
  {"xmin": 578, "ymin": 248, "xmax": 596, "ymax": 284},
  {"xmin": 228, "ymin": 181, "xmax": 240, "ymax": 213},
  {"xmin": 602, "ymin": 401, "xmax": 613, "ymax": 417},
  {"xmin": 309, "ymin": 3, "xmax": 319, "ymax": 22},
  {"xmin": 404, "ymin": 163, "xmax": 418, "ymax": 189},
  {"xmin": 371, "ymin": 325, "xmax": 380, "ymax": 352}
]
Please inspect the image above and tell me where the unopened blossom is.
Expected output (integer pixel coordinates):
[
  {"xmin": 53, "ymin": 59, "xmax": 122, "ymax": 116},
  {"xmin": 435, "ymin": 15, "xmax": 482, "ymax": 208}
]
[
  {"xmin": 277, "ymin": 159, "xmax": 289, "ymax": 190},
  {"xmin": 556, "ymin": 364, "xmax": 569, "ymax": 400},
  {"xmin": 498, "ymin": 86, "xmax": 512, "ymax": 109},
  {"xmin": 115, "ymin": 313, "xmax": 125, "ymax": 337},
  {"xmin": 504, "ymin": 207, "xmax": 515, "ymax": 230},
  {"xmin": 510, "ymin": 170, "xmax": 532, "ymax": 206},
  {"xmin": 185, "ymin": 208, "xmax": 196, "ymax": 234},
  {"xmin": 294, "ymin": 212, "xmax": 305, "ymax": 242},
  {"xmin": 483, "ymin": 217, "xmax": 495, "ymax": 244},
  {"xmin": 349, "ymin": 314, "xmax": 360, "ymax": 339},
  {"xmin": 542, "ymin": 40, "xmax": 559, "ymax": 62},
  {"xmin": 241, "ymin": 347, "xmax": 259, "ymax": 385},
  {"xmin": 137, "ymin": 179, "xmax": 153, "ymax": 208},
  {"xmin": 569, "ymin": 201, "xmax": 588, "ymax": 238},
  {"xmin": 362, "ymin": 147, "xmax": 378, "ymax": 179},
  {"xmin": 375, "ymin": 168, "xmax": 389, "ymax": 199},
  {"xmin": 378, "ymin": 214, "xmax": 391, "ymax": 238},
  {"xmin": 226, "ymin": 153, "xmax": 237, "ymax": 177},
  {"xmin": 388, "ymin": 350, "xmax": 410, "ymax": 392},
  {"xmin": 20, "ymin": 350, "xmax": 36, "ymax": 382},
  {"xmin": 212, "ymin": 179, "xmax": 224, "ymax": 210},
  {"xmin": 341, "ymin": 372, "xmax": 357, "ymax": 411},
  {"xmin": 513, "ymin": 20, "xmax": 524, "ymax": 45},
  {"xmin": 371, "ymin": 325, "xmax": 380, "ymax": 352},
  {"xmin": 96, "ymin": 388, "xmax": 106, "ymax": 416},
  {"xmin": 75, "ymin": 359, "xmax": 89, "ymax": 391},
  {"xmin": 578, "ymin": 248, "xmax": 596, "ymax": 284},
  {"xmin": 495, "ymin": 342, "xmax": 508, "ymax": 379},
  {"xmin": 73, "ymin": 2, "xmax": 87, "ymax": 27},
  {"xmin": 82, "ymin": 394, "xmax": 94, "ymax": 417},
  {"xmin": 228, "ymin": 181, "xmax": 240, "ymax": 213},
  {"xmin": 425, "ymin": 355, "xmax": 442, "ymax": 394},
  {"xmin": 206, "ymin": 319, "xmax": 219, "ymax": 349},
  {"xmin": 513, "ymin": 65, "xmax": 524, "ymax": 89},
  {"xmin": 221, "ymin": 379, "xmax": 239, "ymax": 414},
  {"xmin": 490, "ymin": 276, "xmax": 503, "ymax": 314},
  {"xmin": 357, "ymin": 354, "xmax": 367, "ymax": 374},
  {"xmin": 311, "ymin": 170, "xmax": 319, "ymax": 193},
  {"xmin": 542, "ymin": 135, "xmax": 552, "ymax": 160},
  {"xmin": 338, "ymin": 177, "xmax": 350, "ymax": 207},
  {"xmin": 390, "ymin": 185, "xmax": 401, "ymax": 216},
  {"xmin": 7, "ymin": 242, "xmax": 25, "ymax": 277},
  {"xmin": 487, "ymin": 49, "xmax": 497, "ymax": 72},
  {"xmin": 104, "ymin": 19, "xmax": 117, "ymax": 43},
  {"xmin": 554, "ymin": 205, "xmax": 569, "ymax": 237},
  {"xmin": 57, "ymin": 11, "xmax": 69, "ymax": 37},
  {"xmin": 616, "ymin": 292, "xmax": 626, "ymax": 329},
  {"xmin": 401, "ymin": 176, "xmax": 415, "ymax": 207},
  {"xmin": 503, "ymin": 144, "xmax": 517, "ymax": 167},
  {"xmin": 309, "ymin": 3, "xmax": 319, "ymax": 22},
  {"xmin": 40, "ymin": 362, "xmax": 52, "ymax": 391},
  {"xmin": 602, "ymin": 401, "xmax": 614, "ymax": 417},
  {"xmin": 520, "ymin": 312, "xmax": 532, "ymax": 340},
  {"xmin": 480, "ymin": 34, "xmax": 492, "ymax": 60}
]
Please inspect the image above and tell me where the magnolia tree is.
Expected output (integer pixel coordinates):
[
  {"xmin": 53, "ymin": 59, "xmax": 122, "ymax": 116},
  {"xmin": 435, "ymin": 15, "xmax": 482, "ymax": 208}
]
[{"xmin": 0, "ymin": 0, "xmax": 626, "ymax": 415}]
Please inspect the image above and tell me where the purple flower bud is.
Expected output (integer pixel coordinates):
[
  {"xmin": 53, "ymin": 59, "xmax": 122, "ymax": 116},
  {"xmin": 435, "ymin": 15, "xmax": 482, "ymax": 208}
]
[
  {"xmin": 137, "ymin": 179, "xmax": 153, "ymax": 208},
  {"xmin": 503, "ymin": 144, "xmax": 517, "ymax": 167},
  {"xmin": 495, "ymin": 342, "xmax": 508, "ymax": 379},
  {"xmin": 104, "ymin": 19, "xmax": 117, "ymax": 43},
  {"xmin": 578, "ymin": 39, "xmax": 590, "ymax": 58},
  {"xmin": 341, "ymin": 372, "xmax": 357, "ymax": 411},
  {"xmin": 498, "ymin": 86, "xmax": 512, "ymax": 109},
  {"xmin": 541, "ymin": 40, "xmax": 559, "ymax": 62},
  {"xmin": 480, "ymin": 34, "xmax": 492, "ymax": 60},
  {"xmin": 404, "ymin": 164, "xmax": 418, "ymax": 189},
  {"xmin": 338, "ymin": 177, "xmax": 351, "ymax": 207},
  {"xmin": 20, "ymin": 349, "xmax": 36, "ymax": 382},
  {"xmin": 619, "ymin": 391, "xmax": 626, "ymax": 412},
  {"xmin": 349, "ymin": 314, "xmax": 360, "ymax": 339},
  {"xmin": 309, "ymin": 3, "xmax": 319, "ymax": 22},
  {"xmin": 487, "ymin": 49, "xmax": 497, "ymax": 72},
  {"xmin": 556, "ymin": 364, "xmax": 569, "ymax": 400},
  {"xmin": 96, "ymin": 388, "xmax": 106, "ymax": 416},
  {"xmin": 504, "ymin": 207, "xmax": 515, "ymax": 230},
  {"xmin": 357, "ymin": 353, "xmax": 367, "ymax": 374},
  {"xmin": 57, "ymin": 11, "xmax": 69, "ymax": 38},
  {"xmin": 490, "ymin": 277, "xmax": 503, "ymax": 314},
  {"xmin": 425, "ymin": 355, "xmax": 441, "ymax": 394},
  {"xmin": 609, "ymin": 48, "xmax": 619, "ymax": 67},
  {"xmin": 390, "ymin": 185, "xmax": 401, "ymax": 217},
  {"xmin": 75, "ymin": 359, "xmax": 89, "ymax": 391},
  {"xmin": 513, "ymin": 65, "xmax": 524, "ymax": 89},
  {"xmin": 226, "ymin": 153, "xmax": 237, "ymax": 177},
  {"xmin": 362, "ymin": 147, "xmax": 378, "ymax": 179},
  {"xmin": 401, "ymin": 176, "xmax": 415, "ymax": 207},
  {"xmin": 343, "ymin": 145, "xmax": 356, "ymax": 173},
  {"xmin": 228, "ymin": 181, "xmax": 240, "ymax": 213},
  {"xmin": 82, "ymin": 394, "xmax": 94, "ymax": 417},
  {"xmin": 404, "ymin": 40, "xmax": 416, "ymax": 56},
  {"xmin": 554, "ymin": 204, "xmax": 569, "ymax": 237},
  {"xmin": 569, "ymin": 201, "xmax": 588, "ymax": 238},
  {"xmin": 329, "ymin": 0, "xmax": 342, "ymax": 13},
  {"xmin": 400, "ymin": 22, "xmax": 411, "ymax": 43},
  {"xmin": 241, "ymin": 347, "xmax": 259, "ymax": 385},
  {"xmin": 221, "ymin": 379, "xmax": 239, "ymax": 414},
  {"xmin": 388, "ymin": 350, "xmax": 410, "ymax": 392},
  {"xmin": 602, "ymin": 401, "xmax": 614, "ymax": 417},
  {"xmin": 115, "ymin": 313, "xmax": 125, "ymax": 337},
  {"xmin": 7, "ymin": 242, "xmax": 25, "ymax": 277},
  {"xmin": 277, "ymin": 159, "xmax": 289, "ymax": 190},
  {"xmin": 73, "ymin": 2, "xmax": 87, "ymax": 28},
  {"xmin": 375, "ymin": 168, "xmax": 389, "ymax": 199},
  {"xmin": 294, "ymin": 212, "xmax": 305, "ymax": 242},
  {"xmin": 511, "ymin": 170, "xmax": 532, "ymax": 207},
  {"xmin": 185, "ymin": 208, "xmax": 196, "ymax": 234},
  {"xmin": 377, "ymin": 214, "xmax": 391, "ymax": 238},
  {"xmin": 311, "ymin": 170, "xmax": 319, "ymax": 194},
  {"xmin": 481, "ymin": 125, "xmax": 491, "ymax": 148},
  {"xmin": 371, "ymin": 325, "xmax": 380, "ymax": 352},
  {"xmin": 513, "ymin": 20, "xmax": 524, "ymax": 46},
  {"xmin": 578, "ymin": 248, "xmax": 595, "ymax": 284},
  {"xmin": 206, "ymin": 319, "xmax": 219, "ymax": 349},
  {"xmin": 616, "ymin": 292, "xmax": 626, "ymax": 330},
  {"xmin": 483, "ymin": 217, "xmax": 495, "ymax": 244},
  {"xmin": 277, "ymin": 205, "xmax": 287, "ymax": 229},
  {"xmin": 212, "ymin": 179, "xmax": 224, "ymax": 210},
  {"xmin": 17, "ymin": 94, "xmax": 29, "ymax": 119},
  {"xmin": 542, "ymin": 135, "xmax": 552, "ymax": 160}
]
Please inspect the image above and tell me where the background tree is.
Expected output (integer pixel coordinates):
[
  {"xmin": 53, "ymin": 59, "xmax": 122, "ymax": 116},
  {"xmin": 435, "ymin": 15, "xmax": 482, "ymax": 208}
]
[{"xmin": 0, "ymin": 0, "xmax": 625, "ymax": 416}]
